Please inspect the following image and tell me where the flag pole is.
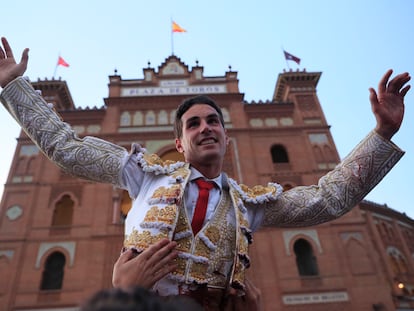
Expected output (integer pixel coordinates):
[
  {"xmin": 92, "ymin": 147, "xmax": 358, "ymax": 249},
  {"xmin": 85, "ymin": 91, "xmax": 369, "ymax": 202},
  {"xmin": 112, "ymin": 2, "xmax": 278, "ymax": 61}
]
[
  {"xmin": 171, "ymin": 18, "xmax": 174, "ymax": 55},
  {"xmin": 53, "ymin": 53, "xmax": 60, "ymax": 78}
]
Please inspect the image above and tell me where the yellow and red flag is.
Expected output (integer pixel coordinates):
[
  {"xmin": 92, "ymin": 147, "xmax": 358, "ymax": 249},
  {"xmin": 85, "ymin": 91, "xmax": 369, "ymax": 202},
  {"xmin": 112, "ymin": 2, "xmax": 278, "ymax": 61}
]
[{"xmin": 172, "ymin": 21, "xmax": 186, "ymax": 33}]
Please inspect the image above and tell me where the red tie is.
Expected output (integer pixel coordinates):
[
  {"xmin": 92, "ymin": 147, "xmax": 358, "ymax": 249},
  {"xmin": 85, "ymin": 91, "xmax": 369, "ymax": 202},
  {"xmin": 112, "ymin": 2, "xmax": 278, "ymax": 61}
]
[{"xmin": 191, "ymin": 179, "xmax": 215, "ymax": 235}]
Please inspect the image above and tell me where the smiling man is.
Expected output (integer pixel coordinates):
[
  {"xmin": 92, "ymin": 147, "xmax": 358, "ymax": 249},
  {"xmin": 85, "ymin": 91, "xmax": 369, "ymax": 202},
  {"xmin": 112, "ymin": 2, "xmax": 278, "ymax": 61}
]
[{"xmin": 0, "ymin": 37, "xmax": 410, "ymax": 310}]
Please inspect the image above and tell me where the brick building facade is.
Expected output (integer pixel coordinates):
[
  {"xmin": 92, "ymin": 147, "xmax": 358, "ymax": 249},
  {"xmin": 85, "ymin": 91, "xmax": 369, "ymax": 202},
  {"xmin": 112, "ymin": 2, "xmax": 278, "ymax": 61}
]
[{"xmin": 0, "ymin": 55, "xmax": 413, "ymax": 310}]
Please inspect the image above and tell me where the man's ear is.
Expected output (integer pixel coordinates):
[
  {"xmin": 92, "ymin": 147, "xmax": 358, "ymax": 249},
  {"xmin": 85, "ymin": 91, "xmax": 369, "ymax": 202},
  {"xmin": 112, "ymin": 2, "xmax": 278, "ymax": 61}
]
[{"xmin": 175, "ymin": 138, "xmax": 184, "ymax": 153}]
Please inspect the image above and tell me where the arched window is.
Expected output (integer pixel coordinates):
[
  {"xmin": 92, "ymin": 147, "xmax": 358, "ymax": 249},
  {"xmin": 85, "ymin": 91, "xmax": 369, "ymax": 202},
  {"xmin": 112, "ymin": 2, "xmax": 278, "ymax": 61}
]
[
  {"xmin": 294, "ymin": 238, "xmax": 319, "ymax": 276},
  {"xmin": 120, "ymin": 111, "xmax": 131, "ymax": 126},
  {"xmin": 133, "ymin": 111, "xmax": 143, "ymax": 126},
  {"xmin": 145, "ymin": 111, "xmax": 156, "ymax": 125},
  {"xmin": 387, "ymin": 247, "xmax": 408, "ymax": 274},
  {"xmin": 271, "ymin": 145, "xmax": 289, "ymax": 163},
  {"xmin": 170, "ymin": 110, "xmax": 176, "ymax": 124},
  {"xmin": 52, "ymin": 194, "xmax": 74, "ymax": 226},
  {"xmin": 398, "ymin": 255, "xmax": 409, "ymax": 273},
  {"xmin": 221, "ymin": 108, "xmax": 231, "ymax": 123},
  {"xmin": 40, "ymin": 252, "xmax": 66, "ymax": 290},
  {"xmin": 158, "ymin": 110, "xmax": 168, "ymax": 125}
]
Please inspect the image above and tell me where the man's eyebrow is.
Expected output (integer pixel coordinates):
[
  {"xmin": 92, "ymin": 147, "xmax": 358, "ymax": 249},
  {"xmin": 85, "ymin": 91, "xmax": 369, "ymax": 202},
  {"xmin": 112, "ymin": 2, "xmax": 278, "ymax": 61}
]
[
  {"xmin": 185, "ymin": 116, "xmax": 200, "ymax": 124},
  {"xmin": 206, "ymin": 113, "xmax": 220, "ymax": 119},
  {"xmin": 185, "ymin": 113, "xmax": 219, "ymax": 123}
]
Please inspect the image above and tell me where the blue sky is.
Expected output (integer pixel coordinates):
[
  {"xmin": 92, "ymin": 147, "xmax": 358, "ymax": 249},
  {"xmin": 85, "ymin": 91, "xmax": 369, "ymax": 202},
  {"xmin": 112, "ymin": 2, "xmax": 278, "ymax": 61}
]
[{"xmin": 1, "ymin": 0, "xmax": 413, "ymax": 218}]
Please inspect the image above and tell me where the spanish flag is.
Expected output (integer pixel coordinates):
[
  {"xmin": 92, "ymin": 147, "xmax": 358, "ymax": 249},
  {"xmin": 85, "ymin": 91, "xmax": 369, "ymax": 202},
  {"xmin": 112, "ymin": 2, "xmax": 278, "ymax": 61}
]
[{"xmin": 172, "ymin": 21, "xmax": 186, "ymax": 33}]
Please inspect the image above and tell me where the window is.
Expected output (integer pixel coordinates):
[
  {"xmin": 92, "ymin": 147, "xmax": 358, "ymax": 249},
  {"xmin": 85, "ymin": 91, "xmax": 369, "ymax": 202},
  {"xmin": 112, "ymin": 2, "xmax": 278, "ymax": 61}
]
[
  {"xmin": 389, "ymin": 254, "xmax": 400, "ymax": 274},
  {"xmin": 294, "ymin": 238, "xmax": 319, "ymax": 276},
  {"xmin": 221, "ymin": 108, "xmax": 231, "ymax": 123},
  {"xmin": 158, "ymin": 110, "xmax": 168, "ymax": 125},
  {"xmin": 387, "ymin": 247, "xmax": 408, "ymax": 275},
  {"xmin": 271, "ymin": 145, "xmax": 289, "ymax": 163},
  {"xmin": 145, "ymin": 111, "xmax": 156, "ymax": 125},
  {"xmin": 120, "ymin": 111, "xmax": 131, "ymax": 126},
  {"xmin": 52, "ymin": 194, "xmax": 74, "ymax": 226},
  {"xmin": 133, "ymin": 111, "xmax": 143, "ymax": 126},
  {"xmin": 398, "ymin": 255, "xmax": 408, "ymax": 273},
  {"xmin": 40, "ymin": 252, "xmax": 66, "ymax": 290}
]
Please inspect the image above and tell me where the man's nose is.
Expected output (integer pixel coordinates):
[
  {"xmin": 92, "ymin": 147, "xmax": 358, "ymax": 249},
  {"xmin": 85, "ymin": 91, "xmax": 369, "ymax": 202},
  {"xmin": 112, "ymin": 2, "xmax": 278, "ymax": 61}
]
[{"xmin": 200, "ymin": 120, "xmax": 212, "ymax": 133}]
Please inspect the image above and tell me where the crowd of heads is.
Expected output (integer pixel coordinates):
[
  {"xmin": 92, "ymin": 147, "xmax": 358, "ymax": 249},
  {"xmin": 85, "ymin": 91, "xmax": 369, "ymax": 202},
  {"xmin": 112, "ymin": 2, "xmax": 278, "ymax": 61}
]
[{"xmin": 80, "ymin": 286, "xmax": 203, "ymax": 311}]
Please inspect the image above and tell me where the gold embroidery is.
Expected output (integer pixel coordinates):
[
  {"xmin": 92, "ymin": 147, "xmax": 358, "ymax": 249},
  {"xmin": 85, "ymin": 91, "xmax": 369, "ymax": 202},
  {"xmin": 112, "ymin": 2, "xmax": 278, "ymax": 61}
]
[
  {"xmin": 184, "ymin": 189, "xmax": 236, "ymax": 288},
  {"xmin": 240, "ymin": 183, "xmax": 277, "ymax": 198},
  {"xmin": 175, "ymin": 236, "xmax": 192, "ymax": 252},
  {"xmin": 239, "ymin": 216, "xmax": 249, "ymax": 229},
  {"xmin": 175, "ymin": 205, "xmax": 191, "ymax": 233},
  {"xmin": 143, "ymin": 206, "xmax": 159, "ymax": 222},
  {"xmin": 151, "ymin": 184, "xmax": 181, "ymax": 202},
  {"xmin": 143, "ymin": 153, "xmax": 177, "ymax": 167},
  {"xmin": 172, "ymin": 257, "xmax": 187, "ymax": 277},
  {"xmin": 125, "ymin": 176, "xmax": 246, "ymax": 290},
  {"xmin": 170, "ymin": 166, "xmax": 190, "ymax": 179},
  {"xmin": 194, "ymin": 240, "xmax": 211, "ymax": 258},
  {"xmin": 142, "ymin": 204, "xmax": 178, "ymax": 225},
  {"xmin": 204, "ymin": 226, "xmax": 220, "ymax": 245},
  {"xmin": 238, "ymin": 236, "xmax": 248, "ymax": 254},
  {"xmin": 191, "ymin": 262, "xmax": 209, "ymax": 282},
  {"xmin": 124, "ymin": 229, "xmax": 168, "ymax": 250},
  {"xmin": 158, "ymin": 204, "xmax": 177, "ymax": 224}
]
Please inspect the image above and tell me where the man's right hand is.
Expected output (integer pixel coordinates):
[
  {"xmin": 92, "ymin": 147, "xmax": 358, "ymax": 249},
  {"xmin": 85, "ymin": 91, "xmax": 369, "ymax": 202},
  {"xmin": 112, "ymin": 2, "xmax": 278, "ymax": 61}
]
[{"xmin": 0, "ymin": 37, "xmax": 29, "ymax": 88}]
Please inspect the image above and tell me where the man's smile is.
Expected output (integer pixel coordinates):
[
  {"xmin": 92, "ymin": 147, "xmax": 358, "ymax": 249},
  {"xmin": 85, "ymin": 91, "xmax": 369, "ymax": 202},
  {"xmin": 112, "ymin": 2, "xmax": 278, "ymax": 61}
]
[{"xmin": 199, "ymin": 138, "xmax": 217, "ymax": 145}]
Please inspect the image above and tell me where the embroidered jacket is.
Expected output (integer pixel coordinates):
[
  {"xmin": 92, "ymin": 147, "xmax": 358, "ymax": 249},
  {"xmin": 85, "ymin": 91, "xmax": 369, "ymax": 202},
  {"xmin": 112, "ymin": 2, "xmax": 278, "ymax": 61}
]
[
  {"xmin": 121, "ymin": 154, "xmax": 282, "ymax": 292},
  {"xmin": 0, "ymin": 77, "xmax": 405, "ymax": 294}
]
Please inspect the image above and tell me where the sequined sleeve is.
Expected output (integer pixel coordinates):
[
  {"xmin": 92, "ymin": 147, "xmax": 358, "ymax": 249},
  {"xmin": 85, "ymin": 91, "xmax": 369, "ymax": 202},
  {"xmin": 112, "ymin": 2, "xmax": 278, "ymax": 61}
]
[
  {"xmin": 262, "ymin": 130, "xmax": 404, "ymax": 227},
  {"xmin": 0, "ymin": 77, "xmax": 128, "ymax": 186}
]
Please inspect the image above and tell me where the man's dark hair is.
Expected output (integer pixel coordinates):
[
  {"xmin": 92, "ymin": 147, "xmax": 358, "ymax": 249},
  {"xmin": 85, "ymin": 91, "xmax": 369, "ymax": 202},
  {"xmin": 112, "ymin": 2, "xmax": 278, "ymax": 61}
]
[
  {"xmin": 173, "ymin": 95, "xmax": 225, "ymax": 138},
  {"xmin": 80, "ymin": 286, "xmax": 202, "ymax": 311}
]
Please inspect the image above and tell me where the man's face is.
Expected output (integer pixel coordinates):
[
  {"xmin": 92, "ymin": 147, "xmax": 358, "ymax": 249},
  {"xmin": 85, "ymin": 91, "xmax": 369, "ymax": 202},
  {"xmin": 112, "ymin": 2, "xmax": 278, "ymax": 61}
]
[{"xmin": 175, "ymin": 104, "xmax": 228, "ymax": 166}]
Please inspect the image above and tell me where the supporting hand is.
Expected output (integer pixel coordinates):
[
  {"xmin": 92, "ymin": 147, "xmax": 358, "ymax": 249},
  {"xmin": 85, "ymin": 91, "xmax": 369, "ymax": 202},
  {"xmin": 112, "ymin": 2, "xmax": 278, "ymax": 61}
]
[
  {"xmin": 112, "ymin": 239, "xmax": 178, "ymax": 289},
  {"xmin": 224, "ymin": 278, "xmax": 263, "ymax": 311}
]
